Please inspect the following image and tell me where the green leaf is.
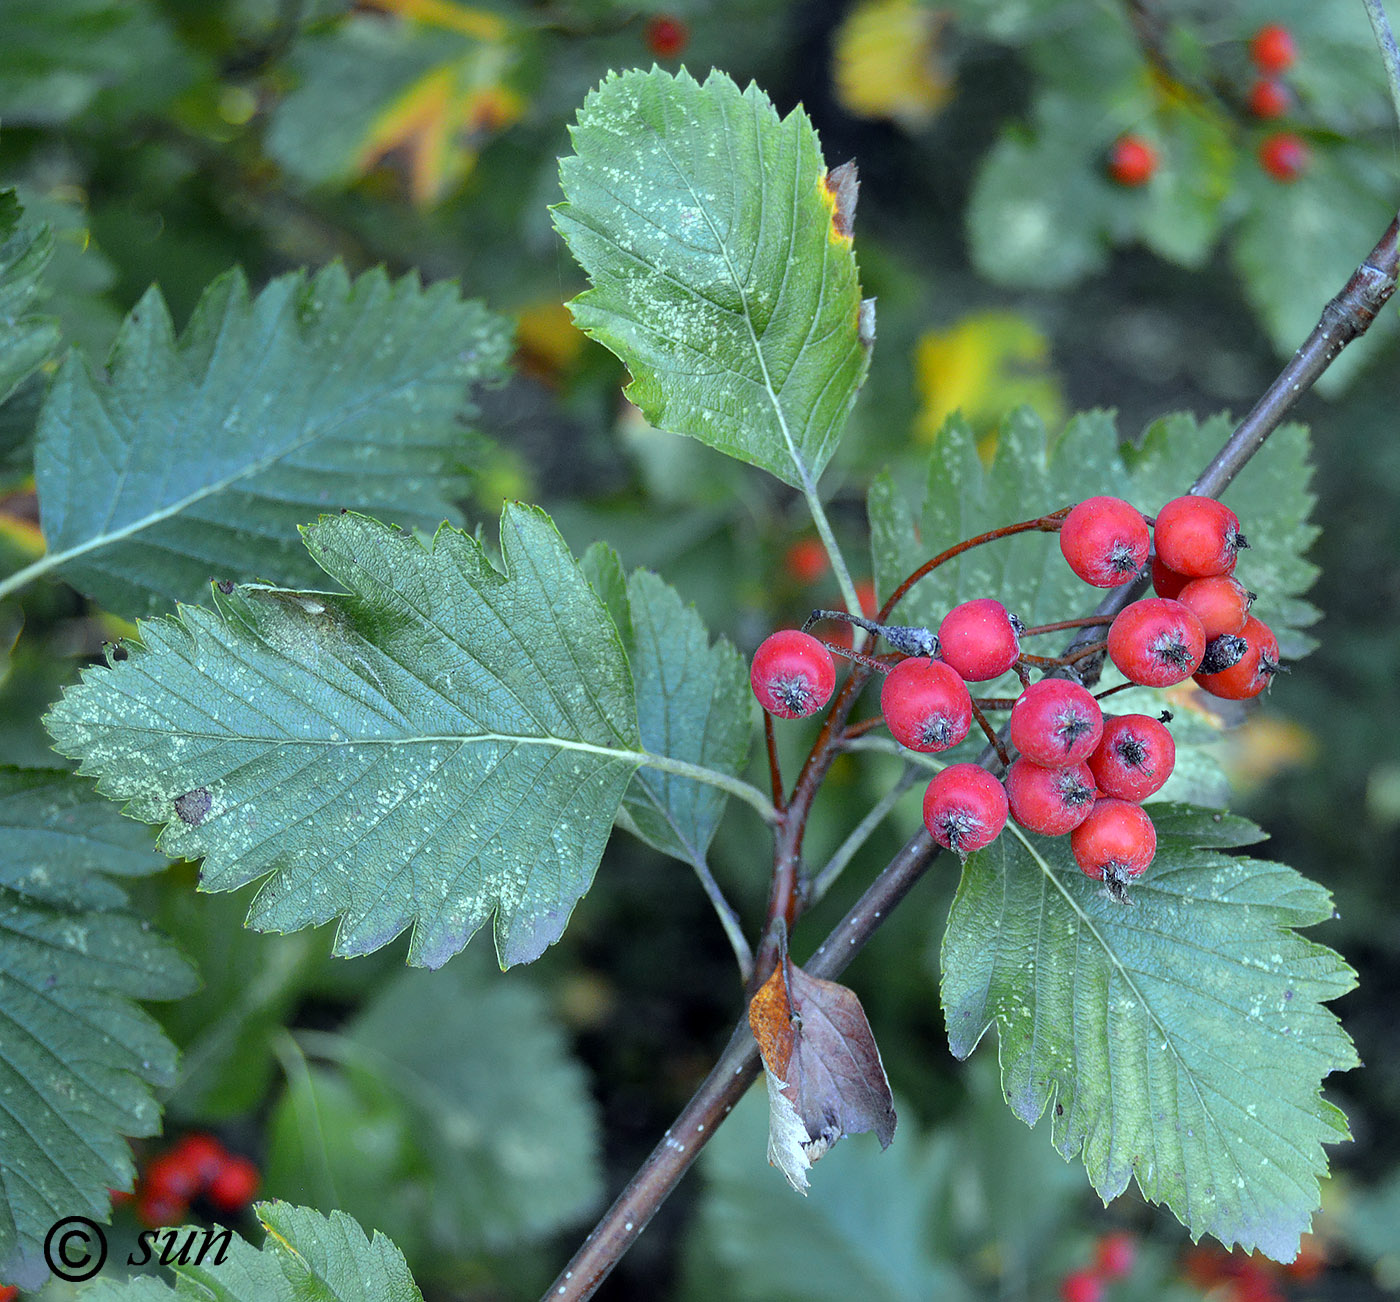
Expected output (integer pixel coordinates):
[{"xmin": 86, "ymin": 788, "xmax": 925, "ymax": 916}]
[
  {"xmin": 79, "ymin": 1202, "xmax": 424, "ymax": 1301},
  {"xmin": 268, "ymin": 960, "xmax": 601, "ymax": 1260},
  {"xmin": 869, "ymin": 408, "xmax": 1319, "ymax": 659},
  {"xmin": 555, "ymin": 67, "xmax": 871, "ymax": 490},
  {"xmin": 31, "ymin": 264, "xmax": 512, "ymax": 616},
  {"xmin": 940, "ymin": 812, "xmax": 1357, "ymax": 1260},
  {"xmin": 683, "ymin": 1088, "xmax": 970, "ymax": 1301},
  {"xmin": 44, "ymin": 507, "xmax": 641, "ymax": 969},
  {"xmin": 0, "ymin": 769, "xmax": 196, "ymax": 1288},
  {"xmin": 616, "ymin": 569, "xmax": 753, "ymax": 863},
  {"xmin": 0, "ymin": 193, "xmax": 62, "ymax": 407}
]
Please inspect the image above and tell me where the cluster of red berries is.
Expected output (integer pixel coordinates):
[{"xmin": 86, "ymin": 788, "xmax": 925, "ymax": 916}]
[
  {"xmin": 1060, "ymin": 1231, "xmax": 1137, "ymax": 1302},
  {"xmin": 115, "ymin": 1131, "xmax": 261, "ymax": 1226},
  {"xmin": 1107, "ymin": 23, "xmax": 1307, "ymax": 188},
  {"xmin": 750, "ymin": 493, "xmax": 1280, "ymax": 899}
]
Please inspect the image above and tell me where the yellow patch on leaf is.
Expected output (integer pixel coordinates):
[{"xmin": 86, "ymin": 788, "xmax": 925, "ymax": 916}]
[{"xmin": 832, "ymin": 0, "xmax": 952, "ymax": 130}]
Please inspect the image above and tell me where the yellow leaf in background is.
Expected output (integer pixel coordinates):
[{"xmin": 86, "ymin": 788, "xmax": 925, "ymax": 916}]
[
  {"xmin": 354, "ymin": 37, "xmax": 521, "ymax": 206},
  {"xmin": 833, "ymin": 0, "xmax": 953, "ymax": 130},
  {"xmin": 913, "ymin": 309, "xmax": 1064, "ymax": 443},
  {"xmin": 516, "ymin": 301, "xmax": 586, "ymax": 377},
  {"xmin": 1220, "ymin": 712, "xmax": 1317, "ymax": 794},
  {"xmin": 360, "ymin": 0, "xmax": 507, "ymax": 41}
]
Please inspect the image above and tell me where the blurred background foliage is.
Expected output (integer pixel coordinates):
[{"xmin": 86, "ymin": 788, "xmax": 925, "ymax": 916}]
[{"xmin": 2, "ymin": 0, "xmax": 1398, "ymax": 1297}]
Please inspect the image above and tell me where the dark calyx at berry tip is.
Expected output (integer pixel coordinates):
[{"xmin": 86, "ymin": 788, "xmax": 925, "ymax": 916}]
[
  {"xmin": 919, "ymin": 715, "xmax": 959, "ymax": 749},
  {"xmin": 1108, "ymin": 541, "xmax": 1145, "ymax": 576},
  {"xmin": 1114, "ymin": 733, "xmax": 1150, "ymax": 771},
  {"xmin": 938, "ymin": 809, "xmax": 985, "ymax": 854},
  {"xmin": 1200, "ymin": 634, "xmax": 1247, "ymax": 674},
  {"xmin": 1057, "ymin": 769, "xmax": 1096, "ymax": 806},
  {"xmin": 771, "ymin": 675, "xmax": 816, "ymax": 715},
  {"xmin": 1152, "ymin": 631, "xmax": 1197, "ymax": 670},
  {"xmin": 1103, "ymin": 864, "xmax": 1136, "ymax": 905},
  {"xmin": 1055, "ymin": 710, "xmax": 1095, "ymax": 750}
]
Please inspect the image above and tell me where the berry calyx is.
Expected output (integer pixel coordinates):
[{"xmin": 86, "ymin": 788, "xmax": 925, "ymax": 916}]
[
  {"xmin": 880, "ymin": 657, "xmax": 973, "ymax": 752},
  {"xmin": 923, "ymin": 764, "xmax": 1008, "ymax": 856},
  {"xmin": 1154, "ymin": 495, "xmax": 1247, "ymax": 577},
  {"xmin": 1108, "ymin": 598, "xmax": 1206, "ymax": 687},
  {"xmin": 1072, "ymin": 797, "xmax": 1157, "ymax": 899},
  {"xmin": 1175, "ymin": 573, "xmax": 1253, "ymax": 640},
  {"xmin": 1088, "ymin": 714, "xmax": 1176, "ymax": 802},
  {"xmin": 1059, "ymin": 496, "xmax": 1150, "ymax": 587},
  {"xmin": 1107, "ymin": 135, "xmax": 1157, "ymax": 187},
  {"xmin": 750, "ymin": 630, "xmax": 836, "ymax": 718},
  {"xmin": 1259, "ymin": 131, "xmax": 1309, "ymax": 182},
  {"xmin": 1250, "ymin": 23, "xmax": 1297, "ymax": 73},
  {"xmin": 1005, "ymin": 757, "xmax": 1097, "ymax": 836},
  {"xmin": 1198, "ymin": 632, "xmax": 1248, "ymax": 675},
  {"xmin": 207, "ymin": 1153, "xmax": 261, "ymax": 1212},
  {"xmin": 1095, "ymin": 1231, "xmax": 1138, "ymax": 1281},
  {"xmin": 644, "ymin": 14, "xmax": 689, "ymax": 58},
  {"xmin": 1059, "ymin": 1270, "xmax": 1105, "ymax": 1302},
  {"xmin": 1248, "ymin": 78, "xmax": 1291, "ymax": 119},
  {"xmin": 1193, "ymin": 615, "xmax": 1281, "ymax": 699},
  {"xmin": 1008, "ymin": 678, "xmax": 1103, "ymax": 766},
  {"xmin": 937, "ymin": 598, "xmax": 1022, "ymax": 681}
]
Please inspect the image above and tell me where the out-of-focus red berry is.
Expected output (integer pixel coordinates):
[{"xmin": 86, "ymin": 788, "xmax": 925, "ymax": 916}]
[
  {"xmin": 1259, "ymin": 132, "xmax": 1309, "ymax": 182},
  {"xmin": 208, "ymin": 1153, "xmax": 261, "ymax": 1212},
  {"xmin": 1059, "ymin": 1268, "xmax": 1104, "ymax": 1302},
  {"xmin": 1248, "ymin": 78, "xmax": 1291, "ymax": 119},
  {"xmin": 1094, "ymin": 1230, "xmax": 1137, "ymax": 1280},
  {"xmin": 136, "ymin": 1189, "xmax": 187, "ymax": 1227},
  {"xmin": 784, "ymin": 537, "xmax": 828, "ymax": 584},
  {"xmin": 1107, "ymin": 135, "xmax": 1157, "ymax": 186},
  {"xmin": 144, "ymin": 1150, "xmax": 201, "ymax": 1202},
  {"xmin": 172, "ymin": 1131, "xmax": 229, "ymax": 1185},
  {"xmin": 0, "ymin": 1283, "xmax": 19, "ymax": 1302},
  {"xmin": 1251, "ymin": 23, "xmax": 1297, "ymax": 73},
  {"xmin": 645, "ymin": 14, "xmax": 689, "ymax": 58}
]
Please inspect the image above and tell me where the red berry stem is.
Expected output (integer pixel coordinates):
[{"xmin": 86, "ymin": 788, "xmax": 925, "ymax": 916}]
[
  {"xmin": 877, "ymin": 508, "xmax": 1072, "ymax": 624},
  {"xmin": 839, "ymin": 715, "xmax": 888, "ymax": 743},
  {"xmin": 1019, "ymin": 616, "xmax": 1114, "ymax": 636},
  {"xmin": 763, "ymin": 710, "xmax": 786, "ymax": 814},
  {"xmin": 968, "ymin": 696, "xmax": 1011, "ymax": 767},
  {"xmin": 1017, "ymin": 639, "xmax": 1109, "ymax": 668},
  {"xmin": 1092, "ymin": 681, "xmax": 1137, "ymax": 702}
]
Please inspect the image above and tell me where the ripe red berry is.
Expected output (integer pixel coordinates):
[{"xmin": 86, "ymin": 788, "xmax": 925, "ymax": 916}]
[
  {"xmin": 1059, "ymin": 496, "xmax": 1150, "ymax": 587},
  {"xmin": 144, "ymin": 1150, "xmax": 201, "ymax": 1203},
  {"xmin": 0, "ymin": 1286, "xmax": 17, "ymax": 1302},
  {"xmin": 880, "ymin": 657, "xmax": 973, "ymax": 752},
  {"xmin": 645, "ymin": 14, "xmax": 689, "ymax": 58},
  {"xmin": 1059, "ymin": 1268, "xmax": 1105, "ymax": 1302},
  {"xmin": 922, "ymin": 764, "xmax": 1008, "ymax": 856},
  {"xmin": 1248, "ymin": 78, "xmax": 1291, "ymax": 119},
  {"xmin": 1193, "ymin": 615, "xmax": 1281, "ymax": 699},
  {"xmin": 1154, "ymin": 495, "xmax": 1246, "ymax": 577},
  {"xmin": 784, "ymin": 538, "xmax": 828, "ymax": 584},
  {"xmin": 171, "ymin": 1132, "xmax": 228, "ymax": 1186},
  {"xmin": 1251, "ymin": 23, "xmax": 1297, "ymax": 73},
  {"xmin": 1107, "ymin": 134, "xmax": 1157, "ymax": 187},
  {"xmin": 1005, "ymin": 757, "xmax": 1097, "ymax": 836},
  {"xmin": 1259, "ymin": 131, "xmax": 1309, "ymax": 182},
  {"xmin": 136, "ymin": 1189, "xmax": 187, "ymax": 1227},
  {"xmin": 937, "ymin": 598, "xmax": 1021, "ymax": 681},
  {"xmin": 1095, "ymin": 1231, "xmax": 1138, "ymax": 1280},
  {"xmin": 1088, "ymin": 714, "xmax": 1176, "ymax": 802},
  {"xmin": 750, "ymin": 630, "xmax": 836, "ymax": 718},
  {"xmin": 1175, "ymin": 574, "xmax": 1253, "ymax": 641},
  {"xmin": 1108, "ymin": 598, "xmax": 1206, "ymax": 687},
  {"xmin": 207, "ymin": 1153, "xmax": 261, "ymax": 1212},
  {"xmin": 1072, "ymin": 797, "xmax": 1157, "ymax": 896},
  {"xmin": 1009, "ymin": 678, "xmax": 1103, "ymax": 766},
  {"xmin": 1150, "ymin": 554, "xmax": 1190, "ymax": 600}
]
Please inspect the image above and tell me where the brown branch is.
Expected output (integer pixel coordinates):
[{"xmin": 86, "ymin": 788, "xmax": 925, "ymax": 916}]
[{"xmin": 541, "ymin": 211, "xmax": 1400, "ymax": 1302}]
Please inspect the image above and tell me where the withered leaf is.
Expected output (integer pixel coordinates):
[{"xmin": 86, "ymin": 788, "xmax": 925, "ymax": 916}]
[{"xmin": 747, "ymin": 927, "xmax": 896, "ymax": 1192}]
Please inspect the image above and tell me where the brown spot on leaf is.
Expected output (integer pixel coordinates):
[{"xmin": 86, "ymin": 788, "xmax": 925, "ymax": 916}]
[
  {"xmin": 820, "ymin": 160, "xmax": 859, "ymax": 243},
  {"xmin": 215, "ymin": 580, "xmax": 235, "ymax": 595},
  {"xmin": 174, "ymin": 788, "xmax": 212, "ymax": 826}
]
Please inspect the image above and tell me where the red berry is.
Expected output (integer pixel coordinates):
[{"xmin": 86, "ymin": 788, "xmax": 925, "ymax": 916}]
[
  {"xmin": 1072, "ymin": 797, "xmax": 1157, "ymax": 896},
  {"xmin": 922, "ymin": 764, "xmax": 1008, "ymax": 856},
  {"xmin": 171, "ymin": 1132, "xmax": 228, "ymax": 1186},
  {"xmin": 880, "ymin": 657, "xmax": 973, "ymax": 751},
  {"xmin": 1251, "ymin": 23, "xmax": 1297, "ymax": 73},
  {"xmin": 1095, "ymin": 1231, "xmax": 1137, "ymax": 1280},
  {"xmin": 1060, "ymin": 1268, "xmax": 1105, "ymax": 1302},
  {"xmin": 1059, "ymin": 496, "xmax": 1150, "ymax": 587},
  {"xmin": 1107, "ymin": 134, "xmax": 1157, "ymax": 186},
  {"xmin": 207, "ymin": 1153, "xmax": 261, "ymax": 1212},
  {"xmin": 0, "ymin": 1287, "xmax": 17, "ymax": 1302},
  {"xmin": 1259, "ymin": 131, "xmax": 1309, "ymax": 182},
  {"xmin": 1005, "ymin": 758, "xmax": 1097, "ymax": 836},
  {"xmin": 1154, "ymin": 495, "xmax": 1246, "ymax": 577},
  {"xmin": 136, "ymin": 1189, "xmax": 187, "ymax": 1227},
  {"xmin": 1248, "ymin": 78, "xmax": 1291, "ymax": 119},
  {"xmin": 750, "ymin": 630, "xmax": 836, "ymax": 719},
  {"xmin": 1108, "ymin": 598, "xmax": 1206, "ymax": 687},
  {"xmin": 937, "ymin": 598, "xmax": 1022, "ymax": 681},
  {"xmin": 1150, "ymin": 554, "xmax": 1190, "ymax": 600},
  {"xmin": 645, "ymin": 14, "xmax": 689, "ymax": 58},
  {"xmin": 1193, "ymin": 615, "xmax": 1281, "ymax": 699},
  {"xmin": 784, "ymin": 538, "xmax": 828, "ymax": 584},
  {"xmin": 144, "ymin": 1150, "xmax": 201, "ymax": 1202},
  {"xmin": 1088, "ymin": 714, "xmax": 1175, "ymax": 802},
  {"xmin": 1175, "ymin": 574, "xmax": 1253, "ymax": 641},
  {"xmin": 1009, "ymin": 678, "xmax": 1103, "ymax": 766}
]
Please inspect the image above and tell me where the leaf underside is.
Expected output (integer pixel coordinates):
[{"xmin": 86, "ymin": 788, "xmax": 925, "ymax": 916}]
[
  {"xmin": 44, "ymin": 507, "xmax": 641, "ymax": 969},
  {"xmin": 0, "ymin": 192, "xmax": 62, "ymax": 407},
  {"xmin": 941, "ymin": 805, "xmax": 1357, "ymax": 1260},
  {"xmin": 0, "ymin": 768, "xmax": 196, "ymax": 1289},
  {"xmin": 33, "ymin": 262, "xmax": 512, "ymax": 616},
  {"xmin": 555, "ymin": 66, "xmax": 870, "ymax": 490}
]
